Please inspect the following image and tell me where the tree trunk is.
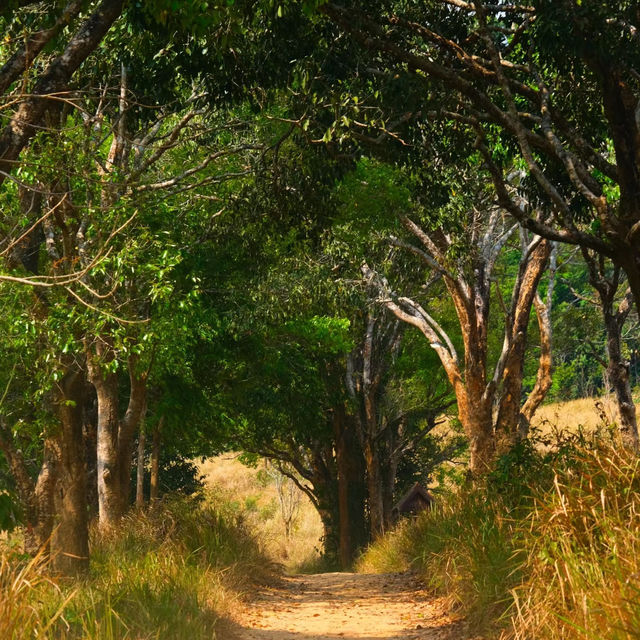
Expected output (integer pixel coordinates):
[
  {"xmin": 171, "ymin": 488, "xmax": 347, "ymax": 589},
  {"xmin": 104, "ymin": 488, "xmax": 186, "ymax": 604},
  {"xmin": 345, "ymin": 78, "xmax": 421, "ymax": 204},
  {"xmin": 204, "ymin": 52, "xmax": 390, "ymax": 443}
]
[
  {"xmin": 519, "ymin": 293, "xmax": 554, "ymax": 437},
  {"xmin": 51, "ymin": 368, "xmax": 89, "ymax": 575},
  {"xmin": 310, "ymin": 444, "xmax": 339, "ymax": 563},
  {"xmin": 364, "ymin": 441, "xmax": 385, "ymax": 539},
  {"xmin": 0, "ymin": 425, "xmax": 58, "ymax": 556},
  {"xmin": 494, "ymin": 240, "xmax": 551, "ymax": 450},
  {"xmin": 87, "ymin": 341, "xmax": 148, "ymax": 528},
  {"xmin": 83, "ymin": 387, "xmax": 99, "ymax": 517},
  {"xmin": 604, "ymin": 315, "xmax": 639, "ymax": 449},
  {"xmin": 26, "ymin": 440, "xmax": 58, "ymax": 556},
  {"xmin": 115, "ymin": 359, "xmax": 147, "ymax": 514},
  {"xmin": 334, "ymin": 407, "xmax": 367, "ymax": 568},
  {"xmin": 459, "ymin": 391, "xmax": 495, "ymax": 476},
  {"xmin": 89, "ymin": 359, "xmax": 121, "ymax": 529},
  {"xmin": 136, "ymin": 422, "xmax": 145, "ymax": 508},
  {"xmin": 582, "ymin": 250, "xmax": 639, "ymax": 449},
  {"xmin": 381, "ymin": 430, "xmax": 399, "ymax": 531},
  {"xmin": 150, "ymin": 417, "xmax": 162, "ymax": 501}
]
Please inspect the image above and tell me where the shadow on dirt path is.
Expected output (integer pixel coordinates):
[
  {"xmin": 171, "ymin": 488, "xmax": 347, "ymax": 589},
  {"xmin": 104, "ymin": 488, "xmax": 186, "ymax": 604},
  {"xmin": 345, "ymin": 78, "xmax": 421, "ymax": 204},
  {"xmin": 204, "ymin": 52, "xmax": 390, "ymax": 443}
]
[{"xmin": 224, "ymin": 571, "xmax": 480, "ymax": 640}]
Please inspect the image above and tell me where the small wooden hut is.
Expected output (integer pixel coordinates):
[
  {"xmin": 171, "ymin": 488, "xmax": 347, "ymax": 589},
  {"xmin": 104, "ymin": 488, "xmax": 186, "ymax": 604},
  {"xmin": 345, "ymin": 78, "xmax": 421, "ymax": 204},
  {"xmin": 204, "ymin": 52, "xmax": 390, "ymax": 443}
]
[{"xmin": 392, "ymin": 482, "xmax": 434, "ymax": 520}]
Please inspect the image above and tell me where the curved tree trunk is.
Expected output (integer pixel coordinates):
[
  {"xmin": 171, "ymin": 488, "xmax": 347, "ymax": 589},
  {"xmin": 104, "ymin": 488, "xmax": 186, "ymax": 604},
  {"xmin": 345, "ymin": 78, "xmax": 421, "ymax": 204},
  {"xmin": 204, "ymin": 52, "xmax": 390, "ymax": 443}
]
[{"xmin": 519, "ymin": 293, "xmax": 554, "ymax": 437}]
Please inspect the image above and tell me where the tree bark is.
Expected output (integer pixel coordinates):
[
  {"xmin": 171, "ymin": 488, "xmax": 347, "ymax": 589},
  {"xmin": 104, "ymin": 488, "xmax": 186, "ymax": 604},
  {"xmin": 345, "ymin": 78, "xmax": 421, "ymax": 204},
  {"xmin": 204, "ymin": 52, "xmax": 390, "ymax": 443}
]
[
  {"xmin": 136, "ymin": 421, "xmax": 145, "ymax": 508},
  {"xmin": 0, "ymin": 426, "xmax": 58, "ymax": 556},
  {"xmin": 116, "ymin": 356, "xmax": 147, "ymax": 513},
  {"xmin": 150, "ymin": 417, "xmax": 162, "ymax": 501},
  {"xmin": 83, "ymin": 387, "xmax": 99, "ymax": 517},
  {"xmin": 494, "ymin": 240, "xmax": 552, "ymax": 451},
  {"xmin": 334, "ymin": 409, "xmax": 368, "ymax": 568},
  {"xmin": 26, "ymin": 440, "xmax": 58, "ymax": 556},
  {"xmin": 582, "ymin": 251, "xmax": 639, "ymax": 449},
  {"xmin": 364, "ymin": 441, "xmax": 385, "ymax": 539},
  {"xmin": 51, "ymin": 367, "xmax": 89, "ymax": 575},
  {"xmin": 605, "ymin": 313, "xmax": 639, "ymax": 449},
  {"xmin": 87, "ymin": 340, "xmax": 148, "ymax": 528},
  {"xmin": 519, "ymin": 293, "xmax": 554, "ymax": 436},
  {"xmin": 87, "ymin": 342, "xmax": 121, "ymax": 529}
]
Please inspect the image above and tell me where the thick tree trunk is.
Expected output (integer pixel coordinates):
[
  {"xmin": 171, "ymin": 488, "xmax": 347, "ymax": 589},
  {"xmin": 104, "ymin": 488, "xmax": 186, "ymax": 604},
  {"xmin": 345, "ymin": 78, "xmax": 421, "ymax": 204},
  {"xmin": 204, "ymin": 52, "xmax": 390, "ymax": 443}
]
[
  {"xmin": 136, "ymin": 423, "xmax": 145, "ymax": 508},
  {"xmin": 334, "ymin": 407, "xmax": 367, "ymax": 568},
  {"xmin": 87, "ymin": 341, "xmax": 147, "ymax": 527},
  {"xmin": 364, "ymin": 441, "xmax": 385, "ymax": 540},
  {"xmin": 459, "ymin": 390, "xmax": 495, "ymax": 476},
  {"xmin": 90, "ymin": 362, "xmax": 121, "ymax": 529},
  {"xmin": 51, "ymin": 368, "xmax": 89, "ymax": 575},
  {"xmin": 494, "ymin": 240, "xmax": 551, "ymax": 450},
  {"xmin": 310, "ymin": 444, "xmax": 340, "ymax": 562}
]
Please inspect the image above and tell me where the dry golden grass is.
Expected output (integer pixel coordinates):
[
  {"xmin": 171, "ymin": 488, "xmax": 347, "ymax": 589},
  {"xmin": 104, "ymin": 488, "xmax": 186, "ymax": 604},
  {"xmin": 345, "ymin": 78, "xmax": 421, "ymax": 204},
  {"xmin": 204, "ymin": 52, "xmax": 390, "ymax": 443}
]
[
  {"xmin": 531, "ymin": 394, "xmax": 638, "ymax": 433},
  {"xmin": 199, "ymin": 454, "xmax": 324, "ymax": 573}
]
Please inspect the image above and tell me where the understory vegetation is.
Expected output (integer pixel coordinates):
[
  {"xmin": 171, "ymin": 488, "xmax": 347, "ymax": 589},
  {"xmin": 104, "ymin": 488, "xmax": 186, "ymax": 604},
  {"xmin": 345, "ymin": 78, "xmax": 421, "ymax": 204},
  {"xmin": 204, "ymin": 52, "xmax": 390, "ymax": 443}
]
[
  {"xmin": 0, "ymin": 495, "xmax": 271, "ymax": 640},
  {"xmin": 359, "ymin": 431, "xmax": 640, "ymax": 639}
]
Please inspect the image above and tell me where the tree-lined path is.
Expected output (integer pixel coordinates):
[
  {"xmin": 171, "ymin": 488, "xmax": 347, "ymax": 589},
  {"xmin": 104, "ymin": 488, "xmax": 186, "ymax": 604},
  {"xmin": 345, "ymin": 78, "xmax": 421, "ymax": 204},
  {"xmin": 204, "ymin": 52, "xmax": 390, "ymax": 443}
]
[{"xmin": 228, "ymin": 572, "xmax": 473, "ymax": 640}]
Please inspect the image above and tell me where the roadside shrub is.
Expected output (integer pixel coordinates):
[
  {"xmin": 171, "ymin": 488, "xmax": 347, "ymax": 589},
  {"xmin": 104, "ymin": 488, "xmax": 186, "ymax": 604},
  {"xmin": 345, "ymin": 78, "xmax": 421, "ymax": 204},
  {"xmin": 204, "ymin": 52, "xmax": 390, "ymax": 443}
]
[{"xmin": 359, "ymin": 433, "xmax": 640, "ymax": 638}]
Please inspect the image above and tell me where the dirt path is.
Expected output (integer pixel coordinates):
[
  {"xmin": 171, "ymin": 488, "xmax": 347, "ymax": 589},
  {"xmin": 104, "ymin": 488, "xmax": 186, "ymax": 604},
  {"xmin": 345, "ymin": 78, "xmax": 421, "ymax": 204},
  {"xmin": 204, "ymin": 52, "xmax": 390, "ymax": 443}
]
[{"xmin": 226, "ymin": 572, "xmax": 475, "ymax": 640}]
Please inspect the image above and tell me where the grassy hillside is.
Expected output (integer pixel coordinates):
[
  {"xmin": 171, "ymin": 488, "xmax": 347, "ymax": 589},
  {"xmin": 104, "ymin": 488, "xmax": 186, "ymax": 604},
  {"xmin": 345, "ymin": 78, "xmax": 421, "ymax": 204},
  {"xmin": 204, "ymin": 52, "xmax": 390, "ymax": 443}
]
[
  {"xmin": 199, "ymin": 454, "xmax": 324, "ymax": 572},
  {"xmin": 532, "ymin": 394, "xmax": 639, "ymax": 433}
]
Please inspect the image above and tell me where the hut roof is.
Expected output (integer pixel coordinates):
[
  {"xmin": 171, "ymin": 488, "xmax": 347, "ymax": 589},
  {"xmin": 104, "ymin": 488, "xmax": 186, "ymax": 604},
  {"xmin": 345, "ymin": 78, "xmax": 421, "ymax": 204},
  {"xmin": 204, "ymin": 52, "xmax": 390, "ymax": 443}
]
[{"xmin": 393, "ymin": 482, "xmax": 434, "ymax": 514}]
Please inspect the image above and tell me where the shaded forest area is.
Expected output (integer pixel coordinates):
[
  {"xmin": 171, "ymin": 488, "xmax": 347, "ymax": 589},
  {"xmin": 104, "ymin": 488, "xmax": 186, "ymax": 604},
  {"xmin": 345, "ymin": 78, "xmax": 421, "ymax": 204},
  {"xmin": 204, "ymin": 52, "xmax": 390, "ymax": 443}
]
[{"xmin": 1, "ymin": 1, "xmax": 640, "ymax": 638}]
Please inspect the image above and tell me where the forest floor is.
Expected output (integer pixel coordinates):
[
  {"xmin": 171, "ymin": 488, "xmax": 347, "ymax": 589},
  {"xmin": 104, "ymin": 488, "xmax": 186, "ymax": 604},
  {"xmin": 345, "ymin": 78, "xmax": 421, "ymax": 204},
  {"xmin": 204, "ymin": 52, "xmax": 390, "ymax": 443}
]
[{"xmin": 224, "ymin": 571, "xmax": 479, "ymax": 640}]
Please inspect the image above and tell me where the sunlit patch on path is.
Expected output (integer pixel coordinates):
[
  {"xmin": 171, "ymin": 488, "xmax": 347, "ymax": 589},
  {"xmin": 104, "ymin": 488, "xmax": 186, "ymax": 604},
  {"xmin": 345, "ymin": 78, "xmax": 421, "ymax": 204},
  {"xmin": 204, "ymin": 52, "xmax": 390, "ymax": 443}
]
[{"xmin": 226, "ymin": 571, "xmax": 477, "ymax": 640}]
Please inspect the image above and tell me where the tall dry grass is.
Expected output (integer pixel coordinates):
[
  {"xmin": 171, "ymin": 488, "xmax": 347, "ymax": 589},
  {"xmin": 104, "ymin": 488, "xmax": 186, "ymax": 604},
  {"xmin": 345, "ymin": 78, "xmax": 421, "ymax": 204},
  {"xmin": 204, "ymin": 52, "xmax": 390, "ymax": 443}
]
[
  {"xmin": 0, "ymin": 547, "xmax": 73, "ymax": 639},
  {"xmin": 359, "ymin": 433, "xmax": 640, "ymax": 639},
  {"xmin": 511, "ymin": 443, "xmax": 640, "ymax": 639},
  {"xmin": 0, "ymin": 494, "xmax": 273, "ymax": 639}
]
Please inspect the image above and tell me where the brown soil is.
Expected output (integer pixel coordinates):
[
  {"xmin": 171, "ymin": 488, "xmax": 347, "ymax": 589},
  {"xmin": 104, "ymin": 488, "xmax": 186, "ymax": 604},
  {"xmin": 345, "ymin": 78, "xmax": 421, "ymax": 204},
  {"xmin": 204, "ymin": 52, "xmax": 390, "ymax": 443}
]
[{"xmin": 225, "ymin": 571, "xmax": 478, "ymax": 640}]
